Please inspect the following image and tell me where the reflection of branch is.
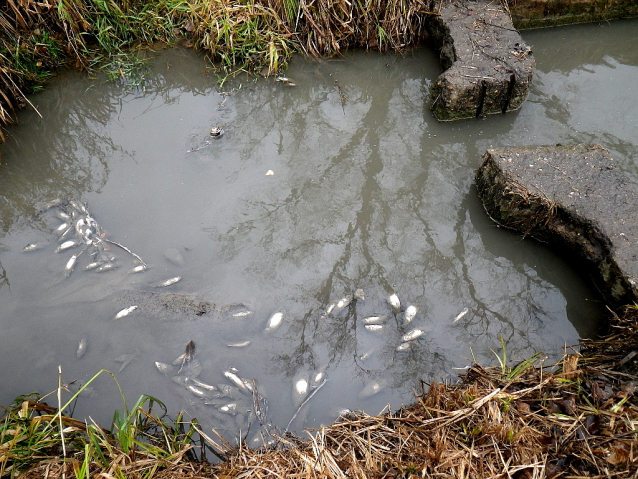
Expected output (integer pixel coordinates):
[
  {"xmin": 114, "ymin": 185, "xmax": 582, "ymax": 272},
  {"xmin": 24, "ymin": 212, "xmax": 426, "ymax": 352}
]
[{"xmin": 0, "ymin": 260, "xmax": 9, "ymax": 292}]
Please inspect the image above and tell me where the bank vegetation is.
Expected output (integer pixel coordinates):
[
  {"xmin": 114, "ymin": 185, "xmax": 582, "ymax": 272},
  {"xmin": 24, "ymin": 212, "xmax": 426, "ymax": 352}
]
[
  {"xmin": 0, "ymin": 0, "xmax": 434, "ymax": 141},
  {"xmin": 2, "ymin": 306, "xmax": 638, "ymax": 478}
]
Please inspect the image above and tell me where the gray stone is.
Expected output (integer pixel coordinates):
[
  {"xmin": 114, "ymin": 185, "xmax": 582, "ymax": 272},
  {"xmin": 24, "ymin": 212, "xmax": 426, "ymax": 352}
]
[
  {"xmin": 427, "ymin": 0, "xmax": 535, "ymax": 121},
  {"xmin": 476, "ymin": 144, "xmax": 638, "ymax": 305}
]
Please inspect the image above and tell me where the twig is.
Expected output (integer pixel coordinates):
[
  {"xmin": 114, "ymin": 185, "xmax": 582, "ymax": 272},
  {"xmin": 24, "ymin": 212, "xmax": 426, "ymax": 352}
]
[
  {"xmin": 286, "ymin": 378, "xmax": 328, "ymax": 432},
  {"xmin": 102, "ymin": 238, "xmax": 147, "ymax": 266}
]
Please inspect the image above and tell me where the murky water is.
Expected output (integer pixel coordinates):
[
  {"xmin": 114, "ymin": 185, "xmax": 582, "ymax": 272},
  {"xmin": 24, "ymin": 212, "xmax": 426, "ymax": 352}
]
[{"xmin": 1, "ymin": 20, "xmax": 636, "ymax": 442}]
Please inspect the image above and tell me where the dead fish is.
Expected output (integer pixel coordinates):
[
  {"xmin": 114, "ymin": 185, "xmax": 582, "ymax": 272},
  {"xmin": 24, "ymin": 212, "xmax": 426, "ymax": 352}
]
[
  {"xmin": 115, "ymin": 305, "xmax": 138, "ymax": 319},
  {"xmin": 171, "ymin": 375, "xmax": 190, "ymax": 387},
  {"xmin": 396, "ymin": 342, "xmax": 415, "ymax": 352},
  {"xmin": 388, "ymin": 293, "xmax": 401, "ymax": 314},
  {"xmin": 155, "ymin": 361, "xmax": 173, "ymax": 376},
  {"xmin": 210, "ymin": 126, "xmax": 224, "ymax": 138},
  {"xmin": 364, "ymin": 324, "xmax": 383, "ymax": 332},
  {"xmin": 359, "ymin": 348, "xmax": 375, "ymax": 361},
  {"xmin": 55, "ymin": 239, "xmax": 80, "ymax": 253},
  {"xmin": 359, "ymin": 381, "xmax": 385, "ymax": 399},
  {"xmin": 354, "ymin": 289, "xmax": 365, "ymax": 301},
  {"xmin": 76, "ymin": 338, "xmax": 87, "ymax": 359},
  {"xmin": 96, "ymin": 262, "xmax": 117, "ymax": 272},
  {"xmin": 232, "ymin": 310, "xmax": 252, "ymax": 317},
  {"xmin": 190, "ymin": 378, "xmax": 217, "ymax": 391},
  {"xmin": 84, "ymin": 261, "xmax": 103, "ymax": 271},
  {"xmin": 403, "ymin": 305, "xmax": 418, "ymax": 325},
  {"xmin": 173, "ymin": 340, "xmax": 196, "ymax": 365},
  {"xmin": 292, "ymin": 376, "xmax": 309, "ymax": 407},
  {"xmin": 56, "ymin": 210, "xmax": 71, "ymax": 221},
  {"xmin": 224, "ymin": 370, "xmax": 247, "ymax": 390},
  {"xmin": 128, "ymin": 264, "xmax": 147, "ymax": 274},
  {"xmin": 44, "ymin": 199, "xmax": 62, "ymax": 210},
  {"xmin": 294, "ymin": 378, "xmax": 309, "ymax": 396},
  {"xmin": 312, "ymin": 370, "xmax": 326, "ymax": 385},
  {"xmin": 156, "ymin": 276, "xmax": 181, "ymax": 287},
  {"xmin": 402, "ymin": 328, "xmax": 425, "ymax": 342},
  {"xmin": 22, "ymin": 242, "xmax": 47, "ymax": 252},
  {"xmin": 453, "ymin": 307, "xmax": 470, "ymax": 323},
  {"xmin": 64, "ymin": 254, "xmax": 80, "ymax": 277},
  {"xmin": 276, "ymin": 76, "xmax": 292, "ymax": 83},
  {"xmin": 187, "ymin": 384, "xmax": 208, "ymax": 398},
  {"xmin": 322, "ymin": 295, "xmax": 352, "ymax": 318},
  {"xmin": 54, "ymin": 222, "xmax": 70, "ymax": 234},
  {"xmin": 265, "ymin": 312, "xmax": 283, "ymax": 331},
  {"xmin": 362, "ymin": 315, "xmax": 388, "ymax": 325},
  {"xmin": 219, "ymin": 402, "xmax": 237, "ymax": 414},
  {"xmin": 227, "ymin": 340, "xmax": 251, "ymax": 348}
]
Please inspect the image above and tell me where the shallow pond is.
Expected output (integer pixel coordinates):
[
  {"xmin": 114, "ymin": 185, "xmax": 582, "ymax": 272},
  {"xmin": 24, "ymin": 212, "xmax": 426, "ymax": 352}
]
[{"xmin": 1, "ymin": 19, "xmax": 637, "ymax": 443}]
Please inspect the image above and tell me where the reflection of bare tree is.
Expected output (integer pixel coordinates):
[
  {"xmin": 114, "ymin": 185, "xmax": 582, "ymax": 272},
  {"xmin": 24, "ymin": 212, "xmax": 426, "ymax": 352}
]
[
  {"xmin": 0, "ymin": 260, "xmax": 8, "ymax": 292},
  {"xmin": 0, "ymin": 49, "xmax": 217, "ymax": 235}
]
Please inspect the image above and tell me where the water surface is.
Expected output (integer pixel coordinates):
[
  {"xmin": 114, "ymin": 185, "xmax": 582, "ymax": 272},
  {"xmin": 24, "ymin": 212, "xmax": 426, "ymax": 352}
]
[{"xmin": 1, "ymin": 20, "xmax": 636, "ymax": 441}]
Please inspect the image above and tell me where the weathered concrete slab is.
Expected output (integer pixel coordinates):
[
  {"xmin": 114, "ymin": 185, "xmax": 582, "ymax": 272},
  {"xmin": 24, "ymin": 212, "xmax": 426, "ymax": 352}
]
[
  {"xmin": 476, "ymin": 144, "xmax": 638, "ymax": 305},
  {"xmin": 427, "ymin": 0, "xmax": 535, "ymax": 121}
]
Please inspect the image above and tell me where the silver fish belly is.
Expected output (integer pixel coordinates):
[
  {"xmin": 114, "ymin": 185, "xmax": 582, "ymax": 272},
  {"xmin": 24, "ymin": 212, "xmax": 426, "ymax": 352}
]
[
  {"xmin": 362, "ymin": 315, "xmax": 387, "ymax": 325},
  {"xmin": 227, "ymin": 340, "xmax": 251, "ymax": 348},
  {"xmin": 453, "ymin": 307, "xmax": 470, "ymax": 323},
  {"xmin": 402, "ymin": 329, "xmax": 425, "ymax": 342},
  {"xmin": 23, "ymin": 242, "xmax": 46, "ymax": 252},
  {"xmin": 364, "ymin": 324, "xmax": 383, "ymax": 332},
  {"xmin": 76, "ymin": 338, "xmax": 87, "ymax": 358},
  {"xmin": 187, "ymin": 384, "xmax": 207, "ymax": 398},
  {"xmin": 64, "ymin": 254, "xmax": 79, "ymax": 276},
  {"xmin": 155, "ymin": 361, "xmax": 173, "ymax": 375},
  {"xmin": 190, "ymin": 378, "xmax": 217, "ymax": 391},
  {"xmin": 128, "ymin": 264, "xmax": 147, "ymax": 274},
  {"xmin": 96, "ymin": 263, "xmax": 117, "ymax": 272},
  {"xmin": 396, "ymin": 342, "xmax": 414, "ymax": 352},
  {"xmin": 156, "ymin": 276, "xmax": 181, "ymax": 287},
  {"xmin": 55, "ymin": 240, "xmax": 79, "ymax": 253},
  {"xmin": 388, "ymin": 293, "xmax": 401, "ymax": 313},
  {"xmin": 266, "ymin": 312, "xmax": 283, "ymax": 330},
  {"xmin": 403, "ymin": 305, "xmax": 418, "ymax": 325},
  {"xmin": 223, "ymin": 371, "xmax": 246, "ymax": 390},
  {"xmin": 115, "ymin": 305, "xmax": 138, "ymax": 319}
]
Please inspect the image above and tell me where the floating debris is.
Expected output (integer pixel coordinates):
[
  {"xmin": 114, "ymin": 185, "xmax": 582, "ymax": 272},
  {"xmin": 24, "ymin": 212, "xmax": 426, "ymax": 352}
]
[
  {"xmin": 354, "ymin": 289, "xmax": 365, "ymax": 301},
  {"xmin": 156, "ymin": 276, "xmax": 181, "ymax": 287},
  {"xmin": 173, "ymin": 340, "xmax": 196, "ymax": 367},
  {"xmin": 76, "ymin": 338, "xmax": 87, "ymax": 359},
  {"xmin": 266, "ymin": 311, "xmax": 283, "ymax": 331},
  {"xmin": 453, "ymin": 307, "xmax": 470, "ymax": 323},
  {"xmin": 402, "ymin": 328, "xmax": 425, "ymax": 342},
  {"xmin": 403, "ymin": 305, "xmax": 418, "ymax": 325},
  {"xmin": 114, "ymin": 305, "xmax": 138, "ymax": 320},
  {"xmin": 227, "ymin": 340, "xmax": 251, "ymax": 348},
  {"xmin": 265, "ymin": 170, "xmax": 274, "ymax": 176},
  {"xmin": 210, "ymin": 126, "xmax": 224, "ymax": 138}
]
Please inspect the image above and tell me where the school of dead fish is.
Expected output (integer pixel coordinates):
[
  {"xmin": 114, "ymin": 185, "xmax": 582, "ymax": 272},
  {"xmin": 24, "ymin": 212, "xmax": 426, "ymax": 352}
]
[{"xmin": 25, "ymin": 200, "xmax": 473, "ymax": 443}]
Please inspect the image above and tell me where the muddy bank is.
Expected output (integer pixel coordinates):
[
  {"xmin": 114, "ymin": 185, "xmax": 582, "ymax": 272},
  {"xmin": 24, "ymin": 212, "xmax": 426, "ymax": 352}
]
[{"xmin": 476, "ymin": 144, "xmax": 638, "ymax": 306}]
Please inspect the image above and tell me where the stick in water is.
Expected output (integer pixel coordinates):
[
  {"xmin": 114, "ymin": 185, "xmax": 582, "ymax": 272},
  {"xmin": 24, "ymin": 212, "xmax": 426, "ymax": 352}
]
[
  {"xmin": 286, "ymin": 378, "xmax": 328, "ymax": 432},
  {"xmin": 102, "ymin": 238, "xmax": 147, "ymax": 267}
]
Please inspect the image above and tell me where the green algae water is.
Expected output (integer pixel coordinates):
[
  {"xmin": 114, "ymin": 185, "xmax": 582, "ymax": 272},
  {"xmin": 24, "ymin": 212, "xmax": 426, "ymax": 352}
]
[{"xmin": 0, "ymin": 20, "xmax": 636, "ymax": 440}]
